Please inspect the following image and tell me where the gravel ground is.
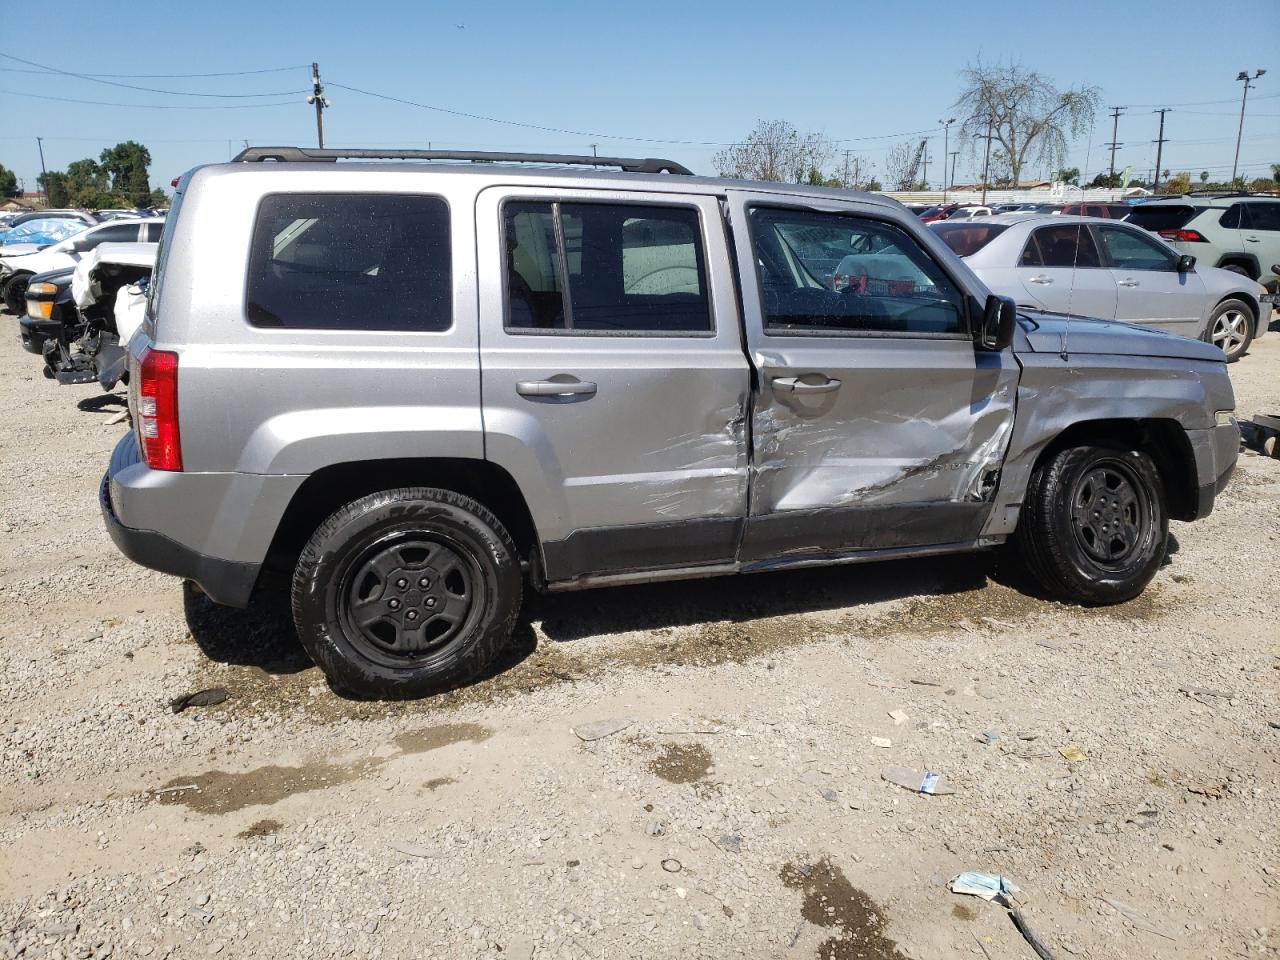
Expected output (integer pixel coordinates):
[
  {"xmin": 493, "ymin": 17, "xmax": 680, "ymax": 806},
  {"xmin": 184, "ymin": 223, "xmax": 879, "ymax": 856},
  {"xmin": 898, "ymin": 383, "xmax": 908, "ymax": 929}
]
[{"xmin": 1, "ymin": 311, "xmax": 1277, "ymax": 960}]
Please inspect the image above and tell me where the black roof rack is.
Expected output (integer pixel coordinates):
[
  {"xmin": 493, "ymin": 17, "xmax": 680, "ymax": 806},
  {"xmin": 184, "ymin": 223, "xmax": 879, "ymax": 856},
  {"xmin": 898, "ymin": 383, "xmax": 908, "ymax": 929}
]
[{"xmin": 232, "ymin": 146, "xmax": 692, "ymax": 176}]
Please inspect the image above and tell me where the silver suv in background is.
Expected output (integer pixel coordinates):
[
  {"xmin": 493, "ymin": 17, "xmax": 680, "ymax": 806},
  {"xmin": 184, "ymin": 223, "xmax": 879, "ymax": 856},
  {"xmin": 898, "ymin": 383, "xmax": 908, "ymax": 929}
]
[{"xmin": 101, "ymin": 148, "xmax": 1239, "ymax": 699}]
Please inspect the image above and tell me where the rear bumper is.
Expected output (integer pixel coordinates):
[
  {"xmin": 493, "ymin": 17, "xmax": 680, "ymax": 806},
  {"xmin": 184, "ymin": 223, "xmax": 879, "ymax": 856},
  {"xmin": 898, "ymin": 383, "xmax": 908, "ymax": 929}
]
[
  {"xmin": 100, "ymin": 473, "xmax": 259, "ymax": 606},
  {"xmin": 101, "ymin": 433, "xmax": 306, "ymax": 607}
]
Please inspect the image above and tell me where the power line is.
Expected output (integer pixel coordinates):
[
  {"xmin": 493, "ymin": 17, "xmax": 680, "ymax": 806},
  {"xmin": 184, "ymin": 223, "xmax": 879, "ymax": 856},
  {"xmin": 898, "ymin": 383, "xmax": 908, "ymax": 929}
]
[
  {"xmin": 0, "ymin": 88, "xmax": 298, "ymax": 110},
  {"xmin": 0, "ymin": 63, "xmax": 308, "ymax": 78},
  {"xmin": 0, "ymin": 51, "xmax": 306, "ymax": 97},
  {"xmin": 327, "ymin": 79, "xmax": 938, "ymax": 147}
]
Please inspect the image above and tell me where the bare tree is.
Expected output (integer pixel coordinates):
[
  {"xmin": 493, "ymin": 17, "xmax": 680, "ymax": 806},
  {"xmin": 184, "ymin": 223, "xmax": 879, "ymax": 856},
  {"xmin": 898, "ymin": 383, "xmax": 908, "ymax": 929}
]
[
  {"xmin": 883, "ymin": 141, "xmax": 922, "ymax": 191},
  {"xmin": 714, "ymin": 119, "xmax": 832, "ymax": 183},
  {"xmin": 954, "ymin": 59, "xmax": 1100, "ymax": 186}
]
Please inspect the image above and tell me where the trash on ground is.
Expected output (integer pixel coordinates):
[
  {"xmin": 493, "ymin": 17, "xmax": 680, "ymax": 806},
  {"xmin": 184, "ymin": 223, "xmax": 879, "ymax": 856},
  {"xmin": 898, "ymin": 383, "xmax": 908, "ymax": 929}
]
[
  {"xmin": 881, "ymin": 766, "xmax": 956, "ymax": 795},
  {"xmin": 571, "ymin": 717, "xmax": 636, "ymax": 741},
  {"xmin": 169, "ymin": 688, "xmax": 228, "ymax": 714},
  {"xmin": 1101, "ymin": 897, "xmax": 1179, "ymax": 940},
  {"xmin": 661, "ymin": 858, "xmax": 682, "ymax": 873},
  {"xmin": 1035, "ymin": 639, "xmax": 1061, "ymax": 650},
  {"xmin": 948, "ymin": 871, "xmax": 1023, "ymax": 905},
  {"xmin": 1009, "ymin": 907, "xmax": 1059, "ymax": 959},
  {"xmin": 1058, "ymin": 746, "xmax": 1087, "ymax": 763},
  {"xmin": 977, "ymin": 731, "xmax": 999, "ymax": 745},
  {"xmin": 870, "ymin": 736, "xmax": 892, "ymax": 748},
  {"xmin": 387, "ymin": 839, "xmax": 441, "ymax": 858},
  {"xmin": 888, "ymin": 709, "xmax": 909, "ymax": 725},
  {"xmin": 1187, "ymin": 782, "xmax": 1224, "ymax": 799}
]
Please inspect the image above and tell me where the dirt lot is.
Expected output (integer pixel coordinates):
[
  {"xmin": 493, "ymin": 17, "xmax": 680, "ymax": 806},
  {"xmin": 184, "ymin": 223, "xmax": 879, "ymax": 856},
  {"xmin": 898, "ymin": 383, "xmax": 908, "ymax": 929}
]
[{"xmin": 1, "ymin": 314, "xmax": 1277, "ymax": 960}]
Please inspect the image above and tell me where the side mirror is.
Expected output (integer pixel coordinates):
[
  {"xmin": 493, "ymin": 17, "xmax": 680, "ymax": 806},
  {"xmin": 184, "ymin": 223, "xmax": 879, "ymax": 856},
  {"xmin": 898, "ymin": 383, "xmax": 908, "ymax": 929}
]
[
  {"xmin": 978, "ymin": 294, "xmax": 1017, "ymax": 351},
  {"xmin": 1177, "ymin": 254, "xmax": 1196, "ymax": 273}
]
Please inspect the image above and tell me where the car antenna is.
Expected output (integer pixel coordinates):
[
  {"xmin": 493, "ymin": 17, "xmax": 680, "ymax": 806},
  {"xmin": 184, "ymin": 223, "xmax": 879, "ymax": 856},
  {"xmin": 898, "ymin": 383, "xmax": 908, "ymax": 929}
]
[{"xmin": 1060, "ymin": 118, "xmax": 1098, "ymax": 361}]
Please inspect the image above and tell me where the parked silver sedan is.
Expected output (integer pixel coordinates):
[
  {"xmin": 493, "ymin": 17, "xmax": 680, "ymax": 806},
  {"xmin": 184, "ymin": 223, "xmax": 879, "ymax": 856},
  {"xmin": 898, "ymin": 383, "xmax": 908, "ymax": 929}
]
[{"xmin": 930, "ymin": 214, "xmax": 1267, "ymax": 360}]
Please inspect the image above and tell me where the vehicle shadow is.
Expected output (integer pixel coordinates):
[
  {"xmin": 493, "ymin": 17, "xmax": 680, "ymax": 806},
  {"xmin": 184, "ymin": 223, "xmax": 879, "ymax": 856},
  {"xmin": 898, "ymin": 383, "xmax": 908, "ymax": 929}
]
[
  {"xmin": 76, "ymin": 393, "xmax": 126, "ymax": 413},
  {"xmin": 182, "ymin": 582, "xmax": 312, "ymax": 675},
  {"xmin": 528, "ymin": 553, "xmax": 992, "ymax": 645}
]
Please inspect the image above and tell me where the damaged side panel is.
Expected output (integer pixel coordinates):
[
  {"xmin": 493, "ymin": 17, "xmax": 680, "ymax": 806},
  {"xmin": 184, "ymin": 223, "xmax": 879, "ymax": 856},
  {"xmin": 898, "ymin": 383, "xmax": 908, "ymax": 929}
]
[{"xmin": 741, "ymin": 339, "xmax": 1018, "ymax": 557}]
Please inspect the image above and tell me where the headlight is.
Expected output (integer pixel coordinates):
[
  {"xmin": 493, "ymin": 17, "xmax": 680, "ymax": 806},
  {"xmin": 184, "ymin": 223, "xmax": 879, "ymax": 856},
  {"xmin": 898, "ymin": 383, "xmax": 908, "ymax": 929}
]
[
  {"xmin": 26, "ymin": 299, "xmax": 54, "ymax": 320},
  {"xmin": 27, "ymin": 282, "xmax": 58, "ymax": 297},
  {"xmin": 1215, "ymin": 410, "xmax": 1237, "ymax": 427}
]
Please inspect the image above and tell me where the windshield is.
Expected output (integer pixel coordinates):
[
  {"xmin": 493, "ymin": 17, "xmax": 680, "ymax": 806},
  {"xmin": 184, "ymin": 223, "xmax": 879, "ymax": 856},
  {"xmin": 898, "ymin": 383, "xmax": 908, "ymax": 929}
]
[
  {"xmin": 929, "ymin": 222, "xmax": 1010, "ymax": 256},
  {"xmin": 1, "ymin": 219, "xmax": 85, "ymax": 244}
]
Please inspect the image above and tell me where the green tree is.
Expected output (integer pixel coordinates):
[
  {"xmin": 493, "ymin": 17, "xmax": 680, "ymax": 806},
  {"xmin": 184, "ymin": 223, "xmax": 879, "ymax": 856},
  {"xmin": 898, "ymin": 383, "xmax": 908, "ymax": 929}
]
[
  {"xmin": 64, "ymin": 159, "xmax": 114, "ymax": 208},
  {"xmin": 99, "ymin": 141, "xmax": 152, "ymax": 206},
  {"xmin": 954, "ymin": 59, "xmax": 1100, "ymax": 186},
  {"xmin": 149, "ymin": 187, "xmax": 168, "ymax": 208},
  {"xmin": 1271, "ymin": 162, "xmax": 1280, "ymax": 184},
  {"xmin": 1054, "ymin": 166, "xmax": 1080, "ymax": 185},
  {"xmin": 38, "ymin": 171, "xmax": 69, "ymax": 207},
  {"xmin": 713, "ymin": 120, "xmax": 832, "ymax": 184},
  {"xmin": 1199, "ymin": 170, "xmax": 1210, "ymax": 184},
  {"xmin": 1160, "ymin": 171, "xmax": 1192, "ymax": 195},
  {"xmin": 1086, "ymin": 172, "xmax": 1121, "ymax": 189},
  {"xmin": 0, "ymin": 163, "xmax": 18, "ymax": 198}
]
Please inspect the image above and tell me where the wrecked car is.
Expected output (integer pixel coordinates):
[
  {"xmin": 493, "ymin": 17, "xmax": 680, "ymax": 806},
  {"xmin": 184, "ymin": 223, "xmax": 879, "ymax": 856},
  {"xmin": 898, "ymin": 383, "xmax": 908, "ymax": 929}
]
[
  {"xmin": 102, "ymin": 147, "xmax": 1239, "ymax": 699},
  {"xmin": 30, "ymin": 242, "xmax": 154, "ymax": 388}
]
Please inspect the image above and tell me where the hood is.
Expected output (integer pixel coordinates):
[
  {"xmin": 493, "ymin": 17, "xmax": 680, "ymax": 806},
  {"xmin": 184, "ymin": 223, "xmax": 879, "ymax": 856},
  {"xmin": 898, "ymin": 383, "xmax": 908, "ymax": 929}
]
[
  {"xmin": 1016, "ymin": 312, "xmax": 1224, "ymax": 363},
  {"xmin": 0, "ymin": 244, "xmax": 43, "ymax": 260}
]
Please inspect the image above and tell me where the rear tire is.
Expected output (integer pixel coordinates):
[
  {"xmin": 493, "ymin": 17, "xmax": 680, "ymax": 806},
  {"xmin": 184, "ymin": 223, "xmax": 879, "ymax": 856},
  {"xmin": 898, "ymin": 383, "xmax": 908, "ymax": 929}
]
[
  {"xmin": 1204, "ymin": 298, "xmax": 1254, "ymax": 362},
  {"xmin": 291, "ymin": 487, "xmax": 521, "ymax": 699},
  {"xmin": 1015, "ymin": 445, "xmax": 1167, "ymax": 605}
]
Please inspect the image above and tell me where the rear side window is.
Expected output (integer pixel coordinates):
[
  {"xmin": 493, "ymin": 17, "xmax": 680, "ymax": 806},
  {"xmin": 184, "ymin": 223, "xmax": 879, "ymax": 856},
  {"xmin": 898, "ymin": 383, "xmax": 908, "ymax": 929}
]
[
  {"xmin": 503, "ymin": 201, "xmax": 711, "ymax": 334},
  {"xmin": 246, "ymin": 193, "xmax": 451, "ymax": 331},
  {"xmin": 1021, "ymin": 225, "xmax": 1102, "ymax": 268},
  {"xmin": 1126, "ymin": 204, "xmax": 1200, "ymax": 233},
  {"xmin": 1219, "ymin": 204, "xmax": 1243, "ymax": 228},
  {"xmin": 1248, "ymin": 202, "xmax": 1280, "ymax": 230},
  {"xmin": 929, "ymin": 222, "xmax": 1009, "ymax": 257}
]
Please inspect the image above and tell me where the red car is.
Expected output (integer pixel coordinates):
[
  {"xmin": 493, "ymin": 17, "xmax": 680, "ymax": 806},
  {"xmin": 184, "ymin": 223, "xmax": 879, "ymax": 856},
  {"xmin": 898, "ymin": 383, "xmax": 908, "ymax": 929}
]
[{"xmin": 917, "ymin": 203, "xmax": 959, "ymax": 224}]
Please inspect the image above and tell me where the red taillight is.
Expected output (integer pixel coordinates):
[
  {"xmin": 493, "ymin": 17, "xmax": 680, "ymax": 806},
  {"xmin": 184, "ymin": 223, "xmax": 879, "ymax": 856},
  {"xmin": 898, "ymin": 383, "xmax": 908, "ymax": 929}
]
[
  {"xmin": 137, "ymin": 346, "xmax": 182, "ymax": 471},
  {"xmin": 1158, "ymin": 229, "xmax": 1207, "ymax": 242}
]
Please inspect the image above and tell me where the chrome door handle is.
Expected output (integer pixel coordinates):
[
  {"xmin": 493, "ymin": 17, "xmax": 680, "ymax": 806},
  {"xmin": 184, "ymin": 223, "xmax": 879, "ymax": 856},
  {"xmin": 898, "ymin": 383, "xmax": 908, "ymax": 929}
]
[
  {"xmin": 1244, "ymin": 236, "xmax": 1260, "ymax": 242},
  {"xmin": 516, "ymin": 379, "xmax": 597, "ymax": 397},
  {"xmin": 1028, "ymin": 275, "xmax": 1053, "ymax": 284},
  {"xmin": 1117, "ymin": 278, "xmax": 1140, "ymax": 287},
  {"xmin": 772, "ymin": 376, "xmax": 842, "ymax": 394}
]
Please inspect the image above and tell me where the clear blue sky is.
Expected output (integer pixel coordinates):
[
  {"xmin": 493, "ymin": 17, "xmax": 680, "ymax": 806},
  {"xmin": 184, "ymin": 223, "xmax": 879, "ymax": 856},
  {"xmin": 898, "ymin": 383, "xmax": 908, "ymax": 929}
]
[{"xmin": 3, "ymin": 0, "xmax": 1277, "ymax": 195}]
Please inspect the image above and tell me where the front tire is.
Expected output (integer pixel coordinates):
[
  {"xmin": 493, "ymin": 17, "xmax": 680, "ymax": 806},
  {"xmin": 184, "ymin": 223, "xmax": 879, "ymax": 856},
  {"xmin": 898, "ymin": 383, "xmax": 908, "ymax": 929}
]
[
  {"xmin": 291, "ymin": 487, "xmax": 521, "ymax": 699},
  {"xmin": 2, "ymin": 272, "xmax": 33, "ymax": 314},
  {"xmin": 1205, "ymin": 298, "xmax": 1254, "ymax": 362},
  {"xmin": 1016, "ymin": 445, "xmax": 1167, "ymax": 605}
]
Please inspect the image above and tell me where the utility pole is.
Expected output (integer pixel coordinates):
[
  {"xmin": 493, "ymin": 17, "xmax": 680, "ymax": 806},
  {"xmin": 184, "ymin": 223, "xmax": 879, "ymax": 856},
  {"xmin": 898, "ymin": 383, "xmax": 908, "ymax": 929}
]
[
  {"xmin": 842, "ymin": 149, "xmax": 852, "ymax": 188},
  {"xmin": 307, "ymin": 62, "xmax": 331, "ymax": 149},
  {"xmin": 948, "ymin": 151, "xmax": 959, "ymax": 196},
  {"xmin": 1105, "ymin": 106, "xmax": 1124, "ymax": 180},
  {"xmin": 938, "ymin": 118, "xmax": 955, "ymax": 200},
  {"xmin": 35, "ymin": 136, "xmax": 47, "ymax": 194},
  {"xmin": 977, "ymin": 118, "xmax": 994, "ymax": 205},
  {"xmin": 920, "ymin": 140, "xmax": 929, "ymax": 190},
  {"xmin": 1151, "ymin": 108, "xmax": 1170, "ymax": 194},
  {"xmin": 1232, "ymin": 69, "xmax": 1266, "ymax": 183}
]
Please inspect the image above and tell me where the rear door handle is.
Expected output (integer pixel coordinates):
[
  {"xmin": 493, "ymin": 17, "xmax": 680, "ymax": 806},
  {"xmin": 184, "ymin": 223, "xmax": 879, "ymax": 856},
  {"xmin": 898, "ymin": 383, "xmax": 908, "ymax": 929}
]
[
  {"xmin": 1244, "ymin": 236, "xmax": 1260, "ymax": 242},
  {"xmin": 516, "ymin": 379, "xmax": 597, "ymax": 398},
  {"xmin": 1028, "ymin": 274, "xmax": 1053, "ymax": 284},
  {"xmin": 772, "ymin": 376, "xmax": 842, "ymax": 394},
  {"xmin": 1117, "ymin": 278, "xmax": 1140, "ymax": 287}
]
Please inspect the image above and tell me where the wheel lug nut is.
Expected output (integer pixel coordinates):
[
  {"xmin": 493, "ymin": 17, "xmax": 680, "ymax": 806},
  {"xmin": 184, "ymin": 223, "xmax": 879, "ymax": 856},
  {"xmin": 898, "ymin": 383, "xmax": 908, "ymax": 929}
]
[
  {"xmin": 419, "ymin": 577, "xmax": 430, "ymax": 588},
  {"xmin": 396, "ymin": 578, "xmax": 408, "ymax": 589},
  {"xmin": 388, "ymin": 599, "xmax": 401, "ymax": 610},
  {"xmin": 426, "ymin": 597, "xmax": 437, "ymax": 608},
  {"xmin": 406, "ymin": 611, "xmax": 418, "ymax": 621}
]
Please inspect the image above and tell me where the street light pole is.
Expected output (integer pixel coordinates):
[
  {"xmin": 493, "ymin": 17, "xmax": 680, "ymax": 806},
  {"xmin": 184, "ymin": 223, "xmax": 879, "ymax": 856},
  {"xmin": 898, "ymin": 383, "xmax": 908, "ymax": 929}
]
[
  {"xmin": 975, "ymin": 119, "xmax": 993, "ymax": 205},
  {"xmin": 939, "ymin": 118, "xmax": 955, "ymax": 201},
  {"xmin": 1232, "ymin": 69, "xmax": 1266, "ymax": 184},
  {"xmin": 35, "ymin": 136, "xmax": 47, "ymax": 198}
]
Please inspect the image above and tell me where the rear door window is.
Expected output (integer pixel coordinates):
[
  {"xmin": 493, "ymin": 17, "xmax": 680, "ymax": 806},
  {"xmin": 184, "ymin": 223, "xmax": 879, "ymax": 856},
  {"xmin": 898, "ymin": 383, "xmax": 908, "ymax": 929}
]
[
  {"xmin": 503, "ymin": 201, "xmax": 711, "ymax": 334},
  {"xmin": 246, "ymin": 193, "xmax": 451, "ymax": 331},
  {"xmin": 83, "ymin": 222, "xmax": 139, "ymax": 249},
  {"xmin": 929, "ymin": 222, "xmax": 1009, "ymax": 257},
  {"xmin": 1247, "ymin": 202, "xmax": 1280, "ymax": 230},
  {"xmin": 1021, "ymin": 225, "xmax": 1103, "ymax": 268}
]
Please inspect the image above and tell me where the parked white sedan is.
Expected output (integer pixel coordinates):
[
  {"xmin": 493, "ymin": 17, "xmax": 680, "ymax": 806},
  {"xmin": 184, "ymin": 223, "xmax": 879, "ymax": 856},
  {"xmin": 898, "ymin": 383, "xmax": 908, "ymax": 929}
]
[{"xmin": 930, "ymin": 214, "xmax": 1267, "ymax": 360}]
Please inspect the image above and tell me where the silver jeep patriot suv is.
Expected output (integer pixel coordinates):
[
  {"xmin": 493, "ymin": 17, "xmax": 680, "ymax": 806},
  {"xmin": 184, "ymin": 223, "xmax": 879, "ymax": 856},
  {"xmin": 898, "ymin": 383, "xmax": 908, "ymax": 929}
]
[{"xmin": 102, "ymin": 147, "xmax": 1240, "ymax": 698}]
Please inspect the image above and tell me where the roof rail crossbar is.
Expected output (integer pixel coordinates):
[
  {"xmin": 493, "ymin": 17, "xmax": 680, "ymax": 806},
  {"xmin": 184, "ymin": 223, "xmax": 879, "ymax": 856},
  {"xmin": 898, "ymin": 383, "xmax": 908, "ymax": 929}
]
[{"xmin": 232, "ymin": 146, "xmax": 693, "ymax": 176}]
